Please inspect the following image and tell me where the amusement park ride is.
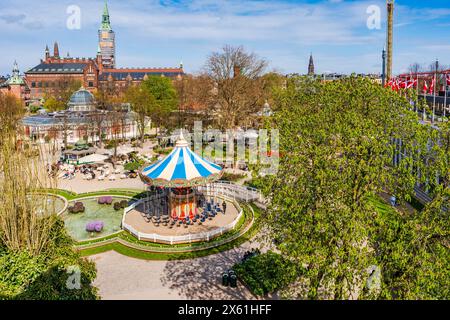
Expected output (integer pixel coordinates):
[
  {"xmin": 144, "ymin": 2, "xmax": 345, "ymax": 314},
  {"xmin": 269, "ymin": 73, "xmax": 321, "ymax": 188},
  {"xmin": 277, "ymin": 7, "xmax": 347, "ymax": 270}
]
[{"xmin": 139, "ymin": 132, "xmax": 224, "ymax": 220}]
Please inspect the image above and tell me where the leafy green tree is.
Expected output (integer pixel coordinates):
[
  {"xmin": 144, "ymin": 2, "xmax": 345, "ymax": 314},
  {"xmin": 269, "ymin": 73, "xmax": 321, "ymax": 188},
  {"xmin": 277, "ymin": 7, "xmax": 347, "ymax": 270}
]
[
  {"xmin": 125, "ymin": 84, "xmax": 157, "ymax": 145},
  {"xmin": 43, "ymin": 78, "xmax": 81, "ymax": 112},
  {"xmin": 262, "ymin": 76, "xmax": 448, "ymax": 299},
  {"xmin": 141, "ymin": 75, "xmax": 178, "ymax": 132},
  {"xmin": 124, "ymin": 161, "xmax": 141, "ymax": 172}
]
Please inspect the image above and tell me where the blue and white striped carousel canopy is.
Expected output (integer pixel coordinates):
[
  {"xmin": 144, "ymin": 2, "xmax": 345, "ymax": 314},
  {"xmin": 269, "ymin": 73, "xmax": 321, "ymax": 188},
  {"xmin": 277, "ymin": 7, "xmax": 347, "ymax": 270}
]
[{"xmin": 140, "ymin": 134, "xmax": 223, "ymax": 187}]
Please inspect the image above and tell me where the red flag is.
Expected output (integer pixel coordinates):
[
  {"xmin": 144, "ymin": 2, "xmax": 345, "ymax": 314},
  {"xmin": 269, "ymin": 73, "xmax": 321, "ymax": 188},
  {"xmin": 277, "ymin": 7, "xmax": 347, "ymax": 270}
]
[
  {"xmin": 386, "ymin": 78, "xmax": 393, "ymax": 88},
  {"xmin": 429, "ymin": 78, "xmax": 435, "ymax": 94},
  {"xmin": 407, "ymin": 79, "xmax": 417, "ymax": 89},
  {"xmin": 394, "ymin": 79, "xmax": 400, "ymax": 91},
  {"xmin": 423, "ymin": 80, "xmax": 429, "ymax": 94},
  {"xmin": 399, "ymin": 79, "xmax": 407, "ymax": 89}
]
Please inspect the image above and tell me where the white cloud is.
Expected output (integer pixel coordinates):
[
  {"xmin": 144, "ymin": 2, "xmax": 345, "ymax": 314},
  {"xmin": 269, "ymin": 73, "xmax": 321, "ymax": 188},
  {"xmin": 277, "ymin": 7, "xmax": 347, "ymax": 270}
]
[{"xmin": 1, "ymin": 0, "xmax": 450, "ymax": 75}]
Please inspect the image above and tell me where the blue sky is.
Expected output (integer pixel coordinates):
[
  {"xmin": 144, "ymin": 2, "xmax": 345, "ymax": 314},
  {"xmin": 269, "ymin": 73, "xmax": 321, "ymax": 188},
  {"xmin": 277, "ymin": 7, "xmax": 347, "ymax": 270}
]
[{"xmin": 1, "ymin": 0, "xmax": 450, "ymax": 76}]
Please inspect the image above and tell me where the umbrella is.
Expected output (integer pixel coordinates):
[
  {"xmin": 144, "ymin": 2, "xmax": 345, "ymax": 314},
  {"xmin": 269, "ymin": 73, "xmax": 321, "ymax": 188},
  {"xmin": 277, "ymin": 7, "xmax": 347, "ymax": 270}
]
[
  {"xmin": 116, "ymin": 145, "xmax": 135, "ymax": 155},
  {"xmin": 78, "ymin": 154, "xmax": 109, "ymax": 164}
]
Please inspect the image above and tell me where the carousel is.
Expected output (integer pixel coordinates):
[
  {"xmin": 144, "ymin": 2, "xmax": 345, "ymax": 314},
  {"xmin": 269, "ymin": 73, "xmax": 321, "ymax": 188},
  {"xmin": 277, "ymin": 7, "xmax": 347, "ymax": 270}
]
[
  {"xmin": 122, "ymin": 132, "xmax": 241, "ymax": 243},
  {"xmin": 139, "ymin": 133, "xmax": 223, "ymax": 220}
]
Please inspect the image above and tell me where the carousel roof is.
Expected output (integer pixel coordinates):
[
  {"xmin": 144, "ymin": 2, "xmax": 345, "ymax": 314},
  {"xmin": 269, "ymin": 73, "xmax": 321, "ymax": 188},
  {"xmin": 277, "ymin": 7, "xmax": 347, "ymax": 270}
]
[{"xmin": 140, "ymin": 133, "xmax": 223, "ymax": 187}]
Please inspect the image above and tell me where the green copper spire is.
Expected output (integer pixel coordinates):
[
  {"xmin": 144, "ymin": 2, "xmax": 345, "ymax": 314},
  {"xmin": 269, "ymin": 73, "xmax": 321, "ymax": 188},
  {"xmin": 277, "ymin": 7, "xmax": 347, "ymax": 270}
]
[
  {"xmin": 100, "ymin": 0, "xmax": 112, "ymax": 31},
  {"xmin": 6, "ymin": 61, "xmax": 25, "ymax": 85}
]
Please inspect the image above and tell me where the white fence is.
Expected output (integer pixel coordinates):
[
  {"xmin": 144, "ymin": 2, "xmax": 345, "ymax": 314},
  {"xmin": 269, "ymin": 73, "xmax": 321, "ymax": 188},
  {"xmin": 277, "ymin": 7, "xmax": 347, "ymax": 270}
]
[
  {"xmin": 122, "ymin": 190, "xmax": 245, "ymax": 244},
  {"xmin": 199, "ymin": 181, "xmax": 264, "ymax": 203}
]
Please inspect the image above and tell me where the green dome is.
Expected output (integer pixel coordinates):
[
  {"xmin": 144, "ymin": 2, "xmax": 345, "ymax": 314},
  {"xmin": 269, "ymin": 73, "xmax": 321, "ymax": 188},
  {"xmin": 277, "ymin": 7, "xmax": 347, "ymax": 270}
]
[{"xmin": 5, "ymin": 61, "xmax": 25, "ymax": 86}]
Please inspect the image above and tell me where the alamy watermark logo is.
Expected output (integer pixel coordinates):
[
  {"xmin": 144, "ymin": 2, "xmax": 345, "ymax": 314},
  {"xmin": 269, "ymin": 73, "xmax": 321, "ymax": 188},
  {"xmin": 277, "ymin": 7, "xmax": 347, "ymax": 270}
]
[
  {"xmin": 66, "ymin": 5, "xmax": 81, "ymax": 30},
  {"xmin": 169, "ymin": 121, "xmax": 280, "ymax": 176},
  {"xmin": 66, "ymin": 265, "xmax": 81, "ymax": 290},
  {"xmin": 366, "ymin": 5, "xmax": 381, "ymax": 30}
]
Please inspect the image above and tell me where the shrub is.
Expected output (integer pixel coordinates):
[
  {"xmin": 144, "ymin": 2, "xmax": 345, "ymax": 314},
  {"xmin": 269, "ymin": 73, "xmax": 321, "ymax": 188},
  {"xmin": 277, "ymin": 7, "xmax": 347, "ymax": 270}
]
[
  {"xmin": 0, "ymin": 217, "xmax": 98, "ymax": 300},
  {"xmin": 113, "ymin": 200, "xmax": 128, "ymax": 211},
  {"xmin": 86, "ymin": 221, "xmax": 103, "ymax": 232},
  {"xmin": 68, "ymin": 201, "xmax": 85, "ymax": 214},
  {"xmin": 233, "ymin": 251, "xmax": 302, "ymax": 297},
  {"xmin": 221, "ymin": 172, "xmax": 246, "ymax": 182},
  {"xmin": 124, "ymin": 161, "xmax": 141, "ymax": 172},
  {"xmin": 97, "ymin": 196, "xmax": 113, "ymax": 205}
]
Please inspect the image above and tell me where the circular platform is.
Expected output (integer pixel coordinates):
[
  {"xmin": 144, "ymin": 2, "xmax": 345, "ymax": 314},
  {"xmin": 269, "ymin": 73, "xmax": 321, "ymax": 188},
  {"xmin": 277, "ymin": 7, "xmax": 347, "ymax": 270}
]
[{"xmin": 122, "ymin": 196, "xmax": 242, "ymax": 244}]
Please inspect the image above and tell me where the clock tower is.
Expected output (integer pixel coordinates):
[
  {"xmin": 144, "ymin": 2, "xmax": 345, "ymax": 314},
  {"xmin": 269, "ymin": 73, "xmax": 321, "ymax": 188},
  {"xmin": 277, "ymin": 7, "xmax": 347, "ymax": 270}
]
[{"xmin": 98, "ymin": 0, "xmax": 116, "ymax": 69}]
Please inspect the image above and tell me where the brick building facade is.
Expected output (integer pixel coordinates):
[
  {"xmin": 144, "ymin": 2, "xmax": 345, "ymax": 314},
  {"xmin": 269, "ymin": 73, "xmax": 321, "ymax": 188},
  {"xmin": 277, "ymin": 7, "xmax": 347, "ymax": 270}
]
[{"xmin": 24, "ymin": 1, "xmax": 183, "ymax": 102}]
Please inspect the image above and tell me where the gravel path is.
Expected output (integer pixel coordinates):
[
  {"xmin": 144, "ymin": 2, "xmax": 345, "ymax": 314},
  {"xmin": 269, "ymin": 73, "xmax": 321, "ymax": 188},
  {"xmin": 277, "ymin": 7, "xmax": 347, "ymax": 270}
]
[{"xmin": 89, "ymin": 239, "xmax": 265, "ymax": 300}]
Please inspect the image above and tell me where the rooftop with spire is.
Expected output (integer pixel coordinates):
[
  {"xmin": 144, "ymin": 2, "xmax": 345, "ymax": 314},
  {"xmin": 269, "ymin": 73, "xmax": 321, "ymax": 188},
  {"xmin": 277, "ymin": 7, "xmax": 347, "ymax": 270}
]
[{"xmin": 100, "ymin": 0, "xmax": 112, "ymax": 31}]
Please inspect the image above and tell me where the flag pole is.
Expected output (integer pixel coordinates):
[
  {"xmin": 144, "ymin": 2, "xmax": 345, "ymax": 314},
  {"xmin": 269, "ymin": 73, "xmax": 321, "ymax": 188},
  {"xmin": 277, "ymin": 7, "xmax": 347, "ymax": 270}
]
[
  {"xmin": 416, "ymin": 73, "xmax": 419, "ymax": 113},
  {"xmin": 444, "ymin": 72, "xmax": 447, "ymax": 118},
  {"xmin": 432, "ymin": 59, "xmax": 438, "ymax": 123}
]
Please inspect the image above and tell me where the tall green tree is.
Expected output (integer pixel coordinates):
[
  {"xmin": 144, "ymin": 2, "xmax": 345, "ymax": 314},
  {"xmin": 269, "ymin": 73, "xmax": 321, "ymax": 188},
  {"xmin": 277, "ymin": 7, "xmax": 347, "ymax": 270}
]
[
  {"xmin": 140, "ymin": 75, "xmax": 178, "ymax": 132},
  {"xmin": 262, "ymin": 76, "xmax": 448, "ymax": 299},
  {"xmin": 125, "ymin": 84, "xmax": 157, "ymax": 145}
]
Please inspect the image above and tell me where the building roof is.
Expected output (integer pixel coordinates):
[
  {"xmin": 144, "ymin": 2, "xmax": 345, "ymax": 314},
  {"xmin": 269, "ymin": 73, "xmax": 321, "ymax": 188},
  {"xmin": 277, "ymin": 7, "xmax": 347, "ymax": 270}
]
[
  {"xmin": 100, "ymin": 0, "xmax": 112, "ymax": 31},
  {"xmin": 99, "ymin": 68, "xmax": 183, "ymax": 81},
  {"xmin": 2, "ymin": 61, "xmax": 26, "ymax": 86},
  {"xmin": 26, "ymin": 62, "xmax": 89, "ymax": 74},
  {"xmin": 21, "ymin": 111, "xmax": 136, "ymax": 127},
  {"xmin": 140, "ymin": 133, "xmax": 223, "ymax": 187},
  {"xmin": 68, "ymin": 88, "xmax": 95, "ymax": 107}
]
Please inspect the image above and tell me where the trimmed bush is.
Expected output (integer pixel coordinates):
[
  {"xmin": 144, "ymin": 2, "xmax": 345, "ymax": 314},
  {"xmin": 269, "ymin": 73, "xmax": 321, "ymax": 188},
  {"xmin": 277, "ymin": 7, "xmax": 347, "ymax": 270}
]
[
  {"xmin": 113, "ymin": 200, "xmax": 129, "ymax": 211},
  {"xmin": 97, "ymin": 196, "xmax": 113, "ymax": 205},
  {"xmin": 86, "ymin": 221, "xmax": 103, "ymax": 233},
  {"xmin": 68, "ymin": 202, "xmax": 85, "ymax": 214}
]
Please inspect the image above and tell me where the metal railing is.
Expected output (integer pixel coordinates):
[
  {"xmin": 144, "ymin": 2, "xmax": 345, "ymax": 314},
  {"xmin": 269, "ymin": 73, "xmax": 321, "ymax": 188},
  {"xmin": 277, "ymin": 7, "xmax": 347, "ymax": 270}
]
[{"xmin": 201, "ymin": 180, "xmax": 264, "ymax": 203}]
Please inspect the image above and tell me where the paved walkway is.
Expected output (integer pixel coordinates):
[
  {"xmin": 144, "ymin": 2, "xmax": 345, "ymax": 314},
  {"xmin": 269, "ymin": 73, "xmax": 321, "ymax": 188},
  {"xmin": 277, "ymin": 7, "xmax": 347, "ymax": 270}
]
[{"xmin": 89, "ymin": 240, "xmax": 266, "ymax": 300}]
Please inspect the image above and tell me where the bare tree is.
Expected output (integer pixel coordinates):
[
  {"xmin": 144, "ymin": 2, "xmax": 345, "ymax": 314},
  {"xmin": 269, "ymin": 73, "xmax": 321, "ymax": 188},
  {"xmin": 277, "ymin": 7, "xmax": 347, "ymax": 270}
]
[
  {"xmin": 428, "ymin": 61, "xmax": 448, "ymax": 72},
  {"xmin": 173, "ymin": 74, "xmax": 216, "ymax": 129},
  {"xmin": 203, "ymin": 45, "xmax": 268, "ymax": 129},
  {"xmin": 408, "ymin": 63, "xmax": 423, "ymax": 74}
]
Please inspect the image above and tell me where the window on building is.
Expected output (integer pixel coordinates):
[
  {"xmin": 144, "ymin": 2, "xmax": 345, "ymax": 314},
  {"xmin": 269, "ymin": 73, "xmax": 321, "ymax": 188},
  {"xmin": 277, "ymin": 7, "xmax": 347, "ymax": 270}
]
[
  {"xmin": 31, "ymin": 82, "xmax": 36, "ymax": 88},
  {"xmin": 88, "ymin": 81, "xmax": 94, "ymax": 87}
]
